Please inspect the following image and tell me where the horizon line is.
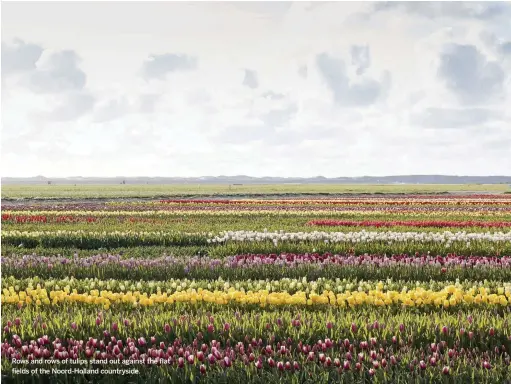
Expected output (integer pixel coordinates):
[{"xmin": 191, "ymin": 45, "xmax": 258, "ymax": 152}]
[{"xmin": 3, "ymin": 175, "xmax": 511, "ymax": 179}]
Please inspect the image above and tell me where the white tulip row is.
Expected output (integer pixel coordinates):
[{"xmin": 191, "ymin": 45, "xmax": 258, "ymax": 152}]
[
  {"xmin": 3, "ymin": 229, "xmax": 511, "ymax": 245},
  {"xmin": 207, "ymin": 230, "xmax": 511, "ymax": 244}
]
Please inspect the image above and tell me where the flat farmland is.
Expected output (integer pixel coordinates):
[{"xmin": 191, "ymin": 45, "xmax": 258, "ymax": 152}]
[
  {"xmin": 2, "ymin": 183, "xmax": 510, "ymax": 200},
  {"xmin": 2, "ymin": 189, "xmax": 511, "ymax": 383}
]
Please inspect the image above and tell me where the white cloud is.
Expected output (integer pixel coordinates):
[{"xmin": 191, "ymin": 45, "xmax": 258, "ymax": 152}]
[
  {"xmin": 242, "ymin": 69, "xmax": 259, "ymax": 89},
  {"xmin": 142, "ymin": 53, "xmax": 198, "ymax": 80},
  {"xmin": 1, "ymin": 38, "xmax": 43, "ymax": 75},
  {"xmin": 316, "ymin": 51, "xmax": 391, "ymax": 106},
  {"xmin": 350, "ymin": 45, "xmax": 371, "ymax": 76},
  {"xmin": 438, "ymin": 44, "xmax": 506, "ymax": 104},
  {"xmin": 1, "ymin": 1, "xmax": 510, "ymax": 177},
  {"xmin": 410, "ymin": 107, "xmax": 502, "ymax": 129}
]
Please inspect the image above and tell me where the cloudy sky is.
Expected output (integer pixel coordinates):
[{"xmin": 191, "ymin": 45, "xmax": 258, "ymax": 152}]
[{"xmin": 2, "ymin": 1, "xmax": 511, "ymax": 177}]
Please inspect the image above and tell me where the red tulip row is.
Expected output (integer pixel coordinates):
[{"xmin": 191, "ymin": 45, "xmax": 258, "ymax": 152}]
[
  {"xmin": 1, "ymin": 214, "xmax": 98, "ymax": 224},
  {"xmin": 307, "ymin": 220, "xmax": 511, "ymax": 228},
  {"xmin": 0, "ymin": 214, "xmax": 192, "ymax": 225}
]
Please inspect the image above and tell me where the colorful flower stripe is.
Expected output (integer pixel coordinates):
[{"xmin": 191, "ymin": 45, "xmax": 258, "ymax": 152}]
[
  {"xmin": 3, "ymin": 229, "xmax": 511, "ymax": 253},
  {"xmin": 6, "ymin": 207, "xmax": 511, "ymax": 219},
  {"xmin": 4, "ymin": 210, "xmax": 511, "ymax": 221},
  {"xmin": 0, "ymin": 230, "xmax": 206, "ymax": 248},
  {"xmin": 5, "ymin": 205, "xmax": 511, "ymax": 213},
  {"xmin": 3, "ymin": 284, "xmax": 511, "ymax": 309},
  {"xmin": 307, "ymin": 220, "xmax": 511, "ymax": 228},
  {"xmin": 4, "ymin": 229, "xmax": 511, "ymax": 244},
  {"xmin": 158, "ymin": 198, "xmax": 511, "ymax": 205},
  {"xmin": 3, "ymin": 304, "xmax": 510, "ymax": 382},
  {"xmin": 1, "ymin": 214, "xmax": 98, "ymax": 224},
  {"xmin": 5, "ymin": 253, "xmax": 511, "ymax": 282},
  {"xmin": 227, "ymin": 253, "xmax": 511, "ymax": 267},
  {"xmin": 3, "ymin": 253, "xmax": 511, "ymax": 270},
  {"xmin": 386, "ymin": 194, "xmax": 511, "ymax": 199},
  {"xmin": 3, "ymin": 331, "xmax": 510, "ymax": 382},
  {"xmin": 210, "ymin": 230, "xmax": 511, "ymax": 244},
  {"xmin": 1, "ymin": 214, "xmax": 159, "ymax": 224},
  {"xmin": 3, "ymin": 306, "xmax": 509, "ymax": 346},
  {"xmin": 5, "ymin": 277, "xmax": 510, "ymax": 295}
]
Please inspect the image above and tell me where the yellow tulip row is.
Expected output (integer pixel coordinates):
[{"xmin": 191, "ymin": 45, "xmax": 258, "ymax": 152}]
[{"xmin": 2, "ymin": 286, "xmax": 510, "ymax": 310}]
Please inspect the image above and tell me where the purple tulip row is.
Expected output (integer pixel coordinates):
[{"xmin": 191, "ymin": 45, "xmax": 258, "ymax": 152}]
[{"xmin": 2, "ymin": 252, "xmax": 511, "ymax": 270}]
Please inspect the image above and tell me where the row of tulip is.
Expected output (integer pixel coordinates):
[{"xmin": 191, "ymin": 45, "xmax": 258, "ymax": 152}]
[
  {"xmin": 7, "ymin": 215, "xmax": 511, "ymax": 230},
  {"xmin": 307, "ymin": 220, "xmax": 511, "ymax": 228},
  {"xmin": 5, "ymin": 205, "xmax": 511, "ymax": 214},
  {"xmin": 2, "ymin": 306, "xmax": 511, "ymax": 382},
  {"xmin": 2, "ymin": 334, "xmax": 509, "ymax": 382},
  {"xmin": 4, "ymin": 276, "xmax": 510, "ymax": 296},
  {"xmin": 3, "ymin": 253, "xmax": 511, "ymax": 282},
  {"xmin": 3, "ymin": 229, "xmax": 511, "ymax": 254},
  {"xmin": 3, "ymin": 305, "xmax": 509, "ymax": 347},
  {"xmin": 1, "ymin": 230, "xmax": 207, "ymax": 249},
  {"xmin": 7, "ymin": 217, "xmax": 511, "ymax": 241},
  {"xmin": 7, "ymin": 197, "xmax": 511, "ymax": 211},
  {"xmin": 208, "ymin": 230, "xmax": 511, "ymax": 246},
  {"xmin": 2, "ymin": 214, "xmax": 99, "ymax": 224},
  {"xmin": 3, "ymin": 283, "xmax": 511, "ymax": 310},
  {"xmin": 156, "ymin": 198, "xmax": 511, "ymax": 206},
  {"xmin": 1, "ymin": 214, "xmax": 185, "ymax": 225},
  {"xmin": 4, "ymin": 229, "xmax": 511, "ymax": 243}
]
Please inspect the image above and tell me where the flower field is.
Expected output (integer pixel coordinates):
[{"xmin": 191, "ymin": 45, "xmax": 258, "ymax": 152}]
[{"xmin": 2, "ymin": 193, "xmax": 511, "ymax": 383}]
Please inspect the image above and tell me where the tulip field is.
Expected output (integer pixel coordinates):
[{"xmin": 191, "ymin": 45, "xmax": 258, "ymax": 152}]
[{"xmin": 2, "ymin": 192, "xmax": 511, "ymax": 383}]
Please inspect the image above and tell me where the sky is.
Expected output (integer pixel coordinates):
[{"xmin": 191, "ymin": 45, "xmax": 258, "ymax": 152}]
[{"xmin": 2, "ymin": 1, "xmax": 511, "ymax": 178}]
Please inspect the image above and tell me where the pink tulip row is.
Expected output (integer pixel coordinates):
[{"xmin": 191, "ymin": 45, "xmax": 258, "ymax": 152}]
[
  {"xmin": 4, "ymin": 203, "xmax": 511, "ymax": 213},
  {"xmin": 226, "ymin": 253, "xmax": 511, "ymax": 268},
  {"xmin": 307, "ymin": 219, "xmax": 511, "ymax": 228},
  {"xmin": 3, "ymin": 332, "xmax": 509, "ymax": 375}
]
